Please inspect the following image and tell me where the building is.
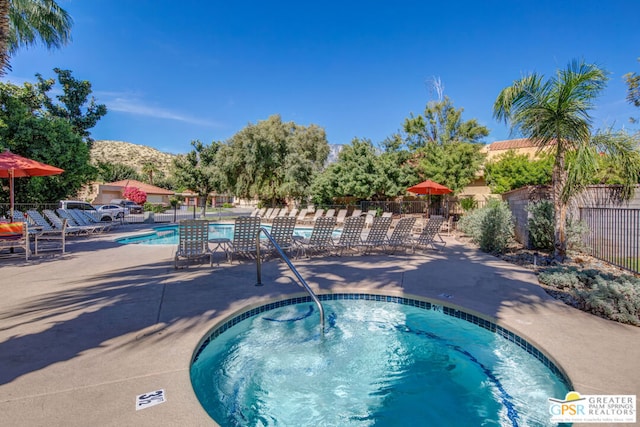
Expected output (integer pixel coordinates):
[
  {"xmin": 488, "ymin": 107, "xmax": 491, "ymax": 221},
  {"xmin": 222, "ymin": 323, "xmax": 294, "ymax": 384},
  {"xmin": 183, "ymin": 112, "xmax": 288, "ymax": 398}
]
[{"xmin": 91, "ymin": 179, "xmax": 175, "ymax": 205}]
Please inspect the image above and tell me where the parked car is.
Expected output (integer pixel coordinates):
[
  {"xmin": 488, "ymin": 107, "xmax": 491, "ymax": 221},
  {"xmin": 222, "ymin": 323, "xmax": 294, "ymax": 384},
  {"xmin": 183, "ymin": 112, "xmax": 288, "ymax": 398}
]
[
  {"xmin": 110, "ymin": 199, "xmax": 144, "ymax": 214},
  {"xmin": 96, "ymin": 204, "xmax": 128, "ymax": 219},
  {"xmin": 58, "ymin": 200, "xmax": 115, "ymax": 222}
]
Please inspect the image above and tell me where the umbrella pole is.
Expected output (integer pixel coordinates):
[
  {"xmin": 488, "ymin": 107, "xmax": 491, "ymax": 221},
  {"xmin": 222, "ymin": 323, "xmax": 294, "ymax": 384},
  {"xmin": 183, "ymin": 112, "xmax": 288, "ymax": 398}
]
[{"xmin": 9, "ymin": 169, "xmax": 14, "ymax": 222}]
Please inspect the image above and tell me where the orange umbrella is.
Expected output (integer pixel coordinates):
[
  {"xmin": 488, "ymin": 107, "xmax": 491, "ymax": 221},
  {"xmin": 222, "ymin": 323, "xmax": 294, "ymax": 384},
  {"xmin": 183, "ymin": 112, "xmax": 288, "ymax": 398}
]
[
  {"xmin": 0, "ymin": 150, "xmax": 64, "ymax": 221},
  {"xmin": 407, "ymin": 179, "xmax": 452, "ymax": 195}
]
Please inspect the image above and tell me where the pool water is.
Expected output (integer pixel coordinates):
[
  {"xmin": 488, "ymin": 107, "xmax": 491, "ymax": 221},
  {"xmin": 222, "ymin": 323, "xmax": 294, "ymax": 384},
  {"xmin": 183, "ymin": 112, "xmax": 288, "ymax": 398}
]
[
  {"xmin": 190, "ymin": 299, "xmax": 569, "ymax": 426},
  {"xmin": 116, "ymin": 224, "xmax": 334, "ymax": 245}
]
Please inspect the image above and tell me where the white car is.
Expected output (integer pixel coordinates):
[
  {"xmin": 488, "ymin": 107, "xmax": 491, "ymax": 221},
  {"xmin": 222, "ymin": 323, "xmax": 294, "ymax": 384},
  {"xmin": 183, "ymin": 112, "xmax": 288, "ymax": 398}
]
[{"xmin": 96, "ymin": 204, "xmax": 129, "ymax": 220}]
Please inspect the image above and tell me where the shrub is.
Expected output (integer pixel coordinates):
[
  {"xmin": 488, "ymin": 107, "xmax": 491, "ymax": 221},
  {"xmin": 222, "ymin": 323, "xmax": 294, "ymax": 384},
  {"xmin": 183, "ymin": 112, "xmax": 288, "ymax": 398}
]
[
  {"xmin": 460, "ymin": 196, "xmax": 478, "ymax": 212},
  {"xmin": 222, "ymin": 203, "xmax": 233, "ymax": 208},
  {"xmin": 527, "ymin": 200, "xmax": 554, "ymax": 251},
  {"xmin": 458, "ymin": 199, "xmax": 514, "ymax": 254},
  {"xmin": 479, "ymin": 200, "xmax": 514, "ymax": 254},
  {"xmin": 539, "ymin": 267, "xmax": 640, "ymax": 326}
]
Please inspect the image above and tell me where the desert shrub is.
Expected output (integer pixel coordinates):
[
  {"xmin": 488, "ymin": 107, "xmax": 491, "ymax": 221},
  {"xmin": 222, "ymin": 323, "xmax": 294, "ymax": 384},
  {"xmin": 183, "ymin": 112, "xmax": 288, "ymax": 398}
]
[
  {"xmin": 539, "ymin": 267, "xmax": 640, "ymax": 325},
  {"xmin": 527, "ymin": 200, "xmax": 554, "ymax": 251},
  {"xmin": 566, "ymin": 218, "xmax": 590, "ymax": 253},
  {"xmin": 460, "ymin": 197, "xmax": 478, "ymax": 212},
  {"xmin": 458, "ymin": 199, "xmax": 514, "ymax": 254}
]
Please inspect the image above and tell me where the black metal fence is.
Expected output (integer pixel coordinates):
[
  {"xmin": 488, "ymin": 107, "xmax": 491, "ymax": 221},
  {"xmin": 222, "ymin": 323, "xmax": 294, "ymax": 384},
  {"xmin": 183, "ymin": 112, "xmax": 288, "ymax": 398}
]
[{"xmin": 580, "ymin": 207, "xmax": 640, "ymax": 274}]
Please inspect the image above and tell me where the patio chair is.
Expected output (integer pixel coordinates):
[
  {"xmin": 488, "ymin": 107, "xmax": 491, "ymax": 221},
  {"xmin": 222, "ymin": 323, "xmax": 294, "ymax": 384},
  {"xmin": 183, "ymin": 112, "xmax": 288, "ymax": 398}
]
[
  {"xmin": 382, "ymin": 212, "xmax": 393, "ymax": 218},
  {"xmin": 332, "ymin": 215, "xmax": 365, "ymax": 256},
  {"xmin": 228, "ymin": 216, "xmax": 262, "ymax": 262},
  {"xmin": 26, "ymin": 210, "xmax": 66, "ymax": 254},
  {"xmin": 360, "ymin": 216, "xmax": 392, "ymax": 254},
  {"xmin": 43, "ymin": 209, "xmax": 92, "ymax": 235},
  {"xmin": 296, "ymin": 216, "xmax": 336, "ymax": 257},
  {"xmin": 386, "ymin": 217, "xmax": 416, "ymax": 254},
  {"xmin": 411, "ymin": 216, "xmax": 446, "ymax": 251},
  {"xmin": 335, "ymin": 209, "xmax": 348, "ymax": 225},
  {"xmin": 0, "ymin": 221, "xmax": 30, "ymax": 260},
  {"xmin": 302, "ymin": 208, "xmax": 324, "ymax": 225},
  {"xmin": 263, "ymin": 208, "xmax": 275, "ymax": 220},
  {"xmin": 56, "ymin": 209, "xmax": 105, "ymax": 234},
  {"xmin": 174, "ymin": 219, "xmax": 213, "ymax": 269},
  {"xmin": 350, "ymin": 209, "xmax": 363, "ymax": 219},
  {"xmin": 287, "ymin": 207, "xmax": 298, "ymax": 218},
  {"xmin": 295, "ymin": 208, "xmax": 309, "ymax": 224},
  {"xmin": 364, "ymin": 209, "xmax": 377, "ymax": 228},
  {"xmin": 73, "ymin": 209, "xmax": 114, "ymax": 232},
  {"xmin": 265, "ymin": 216, "xmax": 297, "ymax": 259},
  {"xmin": 324, "ymin": 208, "xmax": 336, "ymax": 218}
]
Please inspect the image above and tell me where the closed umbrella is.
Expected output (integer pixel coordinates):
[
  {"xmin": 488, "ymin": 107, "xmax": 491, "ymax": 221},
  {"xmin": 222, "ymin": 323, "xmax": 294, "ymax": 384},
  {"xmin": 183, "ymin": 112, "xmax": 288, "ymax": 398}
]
[{"xmin": 0, "ymin": 150, "xmax": 64, "ymax": 221}]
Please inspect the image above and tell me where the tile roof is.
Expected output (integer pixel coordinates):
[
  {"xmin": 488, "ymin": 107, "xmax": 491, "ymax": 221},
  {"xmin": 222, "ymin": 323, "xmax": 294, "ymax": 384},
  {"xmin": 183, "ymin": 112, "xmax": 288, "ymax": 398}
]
[
  {"xmin": 104, "ymin": 179, "xmax": 175, "ymax": 195},
  {"xmin": 488, "ymin": 138, "xmax": 538, "ymax": 151}
]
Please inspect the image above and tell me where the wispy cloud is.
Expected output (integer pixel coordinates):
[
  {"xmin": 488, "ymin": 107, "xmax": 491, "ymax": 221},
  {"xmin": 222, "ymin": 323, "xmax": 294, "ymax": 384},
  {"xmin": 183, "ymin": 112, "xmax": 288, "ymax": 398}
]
[{"xmin": 99, "ymin": 92, "xmax": 221, "ymax": 127}]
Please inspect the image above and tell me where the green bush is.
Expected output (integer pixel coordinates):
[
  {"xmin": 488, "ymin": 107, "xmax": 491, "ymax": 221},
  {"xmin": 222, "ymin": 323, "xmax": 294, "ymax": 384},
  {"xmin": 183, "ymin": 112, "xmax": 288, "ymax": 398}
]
[
  {"xmin": 458, "ymin": 199, "xmax": 514, "ymax": 254},
  {"xmin": 222, "ymin": 203, "xmax": 234, "ymax": 208},
  {"xmin": 539, "ymin": 267, "xmax": 640, "ymax": 326},
  {"xmin": 527, "ymin": 200, "xmax": 554, "ymax": 251},
  {"xmin": 460, "ymin": 196, "xmax": 478, "ymax": 212}
]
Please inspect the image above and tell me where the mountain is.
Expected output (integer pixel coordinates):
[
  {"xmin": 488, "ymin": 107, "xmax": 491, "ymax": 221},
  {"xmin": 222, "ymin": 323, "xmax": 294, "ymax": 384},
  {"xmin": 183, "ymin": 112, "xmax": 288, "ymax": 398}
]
[
  {"xmin": 90, "ymin": 140, "xmax": 176, "ymax": 177},
  {"xmin": 326, "ymin": 144, "xmax": 345, "ymax": 165}
]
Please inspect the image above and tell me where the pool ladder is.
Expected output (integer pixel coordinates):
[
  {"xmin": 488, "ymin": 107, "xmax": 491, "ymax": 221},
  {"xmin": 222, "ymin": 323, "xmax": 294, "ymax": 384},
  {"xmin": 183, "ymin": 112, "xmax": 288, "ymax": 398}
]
[{"xmin": 255, "ymin": 227, "xmax": 325, "ymax": 334}]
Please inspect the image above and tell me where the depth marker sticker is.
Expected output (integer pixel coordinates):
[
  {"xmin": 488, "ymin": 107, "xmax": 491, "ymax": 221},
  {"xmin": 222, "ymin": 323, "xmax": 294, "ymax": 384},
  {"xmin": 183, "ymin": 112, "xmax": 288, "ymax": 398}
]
[{"xmin": 136, "ymin": 389, "xmax": 166, "ymax": 410}]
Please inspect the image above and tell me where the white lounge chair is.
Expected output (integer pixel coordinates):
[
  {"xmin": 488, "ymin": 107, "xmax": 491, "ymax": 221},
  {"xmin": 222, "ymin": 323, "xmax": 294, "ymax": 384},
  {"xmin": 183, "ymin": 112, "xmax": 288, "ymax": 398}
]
[
  {"xmin": 332, "ymin": 215, "xmax": 365, "ymax": 256},
  {"xmin": 296, "ymin": 216, "xmax": 336, "ymax": 257}
]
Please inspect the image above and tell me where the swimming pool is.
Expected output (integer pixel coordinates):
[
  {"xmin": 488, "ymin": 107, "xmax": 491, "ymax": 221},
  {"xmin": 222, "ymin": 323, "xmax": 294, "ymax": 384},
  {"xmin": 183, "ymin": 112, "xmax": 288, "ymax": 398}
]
[
  {"xmin": 116, "ymin": 223, "xmax": 336, "ymax": 245},
  {"xmin": 190, "ymin": 294, "xmax": 569, "ymax": 426}
]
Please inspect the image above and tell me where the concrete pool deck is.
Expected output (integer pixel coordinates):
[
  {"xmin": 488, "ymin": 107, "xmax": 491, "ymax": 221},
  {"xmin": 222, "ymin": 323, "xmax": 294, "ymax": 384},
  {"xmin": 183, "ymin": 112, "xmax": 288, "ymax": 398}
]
[{"xmin": 0, "ymin": 223, "xmax": 638, "ymax": 426}]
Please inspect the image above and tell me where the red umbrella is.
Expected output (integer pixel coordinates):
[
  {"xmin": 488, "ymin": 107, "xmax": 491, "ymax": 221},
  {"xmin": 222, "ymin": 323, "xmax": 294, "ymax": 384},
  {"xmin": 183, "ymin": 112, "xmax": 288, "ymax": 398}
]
[
  {"xmin": 407, "ymin": 179, "xmax": 452, "ymax": 195},
  {"xmin": 0, "ymin": 150, "xmax": 64, "ymax": 221}
]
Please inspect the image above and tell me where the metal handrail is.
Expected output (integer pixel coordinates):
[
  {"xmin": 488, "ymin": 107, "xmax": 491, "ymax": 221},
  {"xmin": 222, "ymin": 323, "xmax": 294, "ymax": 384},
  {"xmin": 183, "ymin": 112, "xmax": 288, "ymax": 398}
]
[{"xmin": 255, "ymin": 227, "xmax": 325, "ymax": 333}]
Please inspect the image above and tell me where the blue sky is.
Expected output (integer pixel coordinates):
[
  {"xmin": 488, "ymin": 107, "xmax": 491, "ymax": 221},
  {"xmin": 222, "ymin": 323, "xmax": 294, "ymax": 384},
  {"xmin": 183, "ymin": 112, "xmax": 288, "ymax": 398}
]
[{"xmin": 7, "ymin": 0, "xmax": 640, "ymax": 154}]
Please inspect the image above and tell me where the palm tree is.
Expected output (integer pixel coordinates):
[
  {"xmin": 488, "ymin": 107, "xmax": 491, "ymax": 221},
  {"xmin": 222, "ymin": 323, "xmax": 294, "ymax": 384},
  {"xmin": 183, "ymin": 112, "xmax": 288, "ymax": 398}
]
[
  {"xmin": 142, "ymin": 162, "xmax": 160, "ymax": 185},
  {"xmin": 0, "ymin": 0, "xmax": 72, "ymax": 75},
  {"xmin": 493, "ymin": 59, "xmax": 639, "ymax": 261}
]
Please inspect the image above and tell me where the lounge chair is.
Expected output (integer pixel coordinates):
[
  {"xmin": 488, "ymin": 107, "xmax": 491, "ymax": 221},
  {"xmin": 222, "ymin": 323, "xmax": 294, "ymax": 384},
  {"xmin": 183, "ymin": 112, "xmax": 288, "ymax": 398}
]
[
  {"xmin": 412, "ymin": 216, "xmax": 446, "ymax": 251},
  {"xmin": 335, "ymin": 209, "xmax": 348, "ymax": 225},
  {"xmin": 295, "ymin": 208, "xmax": 309, "ymax": 224},
  {"xmin": 382, "ymin": 212, "xmax": 393, "ymax": 218},
  {"xmin": 351, "ymin": 209, "xmax": 362, "ymax": 218},
  {"xmin": 265, "ymin": 216, "xmax": 297, "ymax": 258},
  {"xmin": 0, "ymin": 221, "xmax": 30, "ymax": 260},
  {"xmin": 287, "ymin": 207, "xmax": 298, "ymax": 218},
  {"xmin": 302, "ymin": 208, "xmax": 324, "ymax": 225},
  {"xmin": 296, "ymin": 216, "xmax": 336, "ymax": 257},
  {"xmin": 228, "ymin": 216, "xmax": 261, "ymax": 262},
  {"xmin": 361, "ymin": 216, "xmax": 392, "ymax": 254},
  {"xmin": 174, "ymin": 219, "xmax": 213, "ymax": 269},
  {"xmin": 324, "ymin": 208, "xmax": 336, "ymax": 218},
  {"xmin": 26, "ymin": 210, "xmax": 66, "ymax": 254},
  {"xmin": 73, "ymin": 209, "xmax": 114, "ymax": 232},
  {"xmin": 386, "ymin": 217, "xmax": 416, "ymax": 254},
  {"xmin": 58, "ymin": 209, "xmax": 108, "ymax": 234},
  {"xmin": 263, "ymin": 208, "xmax": 275, "ymax": 220},
  {"xmin": 332, "ymin": 215, "xmax": 365, "ymax": 256},
  {"xmin": 43, "ymin": 209, "xmax": 92, "ymax": 235},
  {"xmin": 364, "ymin": 209, "xmax": 377, "ymax": 228}
]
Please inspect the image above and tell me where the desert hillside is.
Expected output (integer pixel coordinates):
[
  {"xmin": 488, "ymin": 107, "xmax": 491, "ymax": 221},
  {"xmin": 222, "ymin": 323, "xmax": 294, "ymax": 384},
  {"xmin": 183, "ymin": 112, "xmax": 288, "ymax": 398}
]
[{"xmin": 90, "ymin": 140, "xmax": 176, "ymax": 177}]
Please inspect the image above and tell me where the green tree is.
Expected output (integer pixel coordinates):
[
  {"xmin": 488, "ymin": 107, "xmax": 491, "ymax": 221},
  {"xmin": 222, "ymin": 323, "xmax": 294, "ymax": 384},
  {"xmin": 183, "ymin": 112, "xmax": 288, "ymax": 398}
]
[
  {"xmin": 494, "ymin": 59, "xmax": 640, "ymax": 261},
  {"xmin": 0, "ymin": 81, "xmax": 96, "ymax": 203},
  {"xmin": 141, "ymin": 161, "xmax": 160, "ymax": 185},
  {"xmin": 402, "ymin": 96, "xmax": 488, "ymax": 193},
  {"xmin": 95, "ymin": 161, "xmax": 140, "ymax": 183},
  {"xmin": 403, "ymin": 96, "xmax": 489, "ymax": 149},
  {"xmin": 172, "ymin": 140, "xmax": 223, "ymax": 216},
  {"xmin": 624, "ymin": 57, "xmax": 640, "ymax": 122},
  {"xmin": 36, "ymin": 68, "xmax": 107, "ymax": 144},
  {"xmin": 484, "ymin": 150, "xmax": 553, "ymax": 193},
  {"xmin": 220, "ymin": 114, "xmax": 329, "ymax": 205},
  {"xmin": 311, "ymin": 138, "xmax": 417, "ymax": 204},
  {"xmin": 0, "ymin": 0, "xmax": 72, "ymax": 75}
]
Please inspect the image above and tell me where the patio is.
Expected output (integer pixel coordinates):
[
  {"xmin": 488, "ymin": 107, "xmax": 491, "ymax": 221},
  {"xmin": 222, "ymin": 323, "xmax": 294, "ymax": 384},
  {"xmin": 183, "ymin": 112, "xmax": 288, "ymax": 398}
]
[{"xmin": 0, "ymin": 224, "xmax": 638, "ymax": 426}]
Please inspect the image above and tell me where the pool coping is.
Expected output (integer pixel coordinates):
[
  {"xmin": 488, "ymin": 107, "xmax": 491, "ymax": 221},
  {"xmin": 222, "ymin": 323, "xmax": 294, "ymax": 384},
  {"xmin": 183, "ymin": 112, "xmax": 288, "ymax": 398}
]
[{"xmin": 190, "ymin": 290, "xmax": 573, "ymax": 392}]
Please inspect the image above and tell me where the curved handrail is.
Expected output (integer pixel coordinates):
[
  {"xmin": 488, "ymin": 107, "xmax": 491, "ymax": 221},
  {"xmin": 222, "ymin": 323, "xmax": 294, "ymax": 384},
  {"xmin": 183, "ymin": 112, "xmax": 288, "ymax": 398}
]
[{"xmin": 255, "ymin": 227, "xmax": 325, "ymax": 333}]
